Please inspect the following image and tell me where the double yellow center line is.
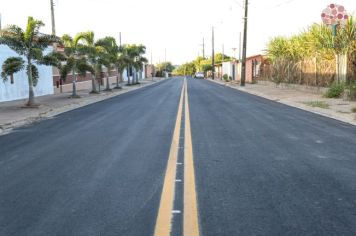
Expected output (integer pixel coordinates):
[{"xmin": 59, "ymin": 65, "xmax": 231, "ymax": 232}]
[{"xmin": 154, "ymin": 78, "xmax": 200, "ymax": 236}]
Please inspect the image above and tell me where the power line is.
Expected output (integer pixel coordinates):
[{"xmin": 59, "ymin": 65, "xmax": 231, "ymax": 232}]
[
  {"xmin": 232, "ymin": 0, "xmax": 244, "ymax": 9},
  {"xmin": 250, "ymin": 0, "xmax": 296, "ymax": 9}
]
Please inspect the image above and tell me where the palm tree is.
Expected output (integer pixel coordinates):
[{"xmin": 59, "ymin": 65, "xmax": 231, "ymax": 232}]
[
  {"xmin": 74, "ymin": 31, "xmax": 108, "ymax": 94},
  {"xmin": 95, "ymin": 37, "xmax": 120, "ymax": 91},
  {"xmin": 0, "ymin": 16, "xmax": 60, "ymax": 106},
  {"xmin": 133, "ymin": 53, "xmax": 148, "ymax": 84},
  {"xmin": 125, "ymin": 44, "xmax": 147, "ymax": 85},
  {"xmin": 59, "ymin": 34, "xmax": 94, "ymax": 98},
  {"xmin": 1, "ymin": 57, "xmax": 25, "ymax": 84},
  {"xmin": 114, "ymin": 47, "xmax": 130, "ymax": 89}
]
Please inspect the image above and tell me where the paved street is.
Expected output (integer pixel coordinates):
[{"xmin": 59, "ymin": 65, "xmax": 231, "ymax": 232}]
[{"xmin": 1, "ymin": 77, "xmax": 356, "ymax": 235}]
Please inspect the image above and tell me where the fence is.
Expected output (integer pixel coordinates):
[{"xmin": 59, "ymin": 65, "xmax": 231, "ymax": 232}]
[{"xmin": 260, "ymin": 55, "xmax": 356, "ymax": 87}]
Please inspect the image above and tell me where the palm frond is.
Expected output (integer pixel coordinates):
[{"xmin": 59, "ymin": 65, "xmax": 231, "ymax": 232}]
[
  {"xmin": 1, "ymin": 57, "xmax": 25, "ymax": 81},
  {"xmin": 77, "ymin": 58, "xmax": 94, "ymax": 76},
  {"xmin": 61, "ymin": 34, "xmax": 74, "ymax": 48},
  {"xmin": 24, "ymin": 17, "xmax": 44, "ymax": 43},
  {"xmin": 0, "ymin": 25, "xmax": 26, "ymax": 55},
  {"xmin": 26, "ymin": 64, "xmax": 39, "ymax": 86},
  {"xmin": 74, "ymin": 31, "xmax": 95, "ymax": 46}
]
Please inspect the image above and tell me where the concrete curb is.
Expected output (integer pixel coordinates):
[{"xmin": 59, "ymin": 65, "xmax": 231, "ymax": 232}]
[
  {"xmin": 0, "ymin": 78, "xmax": 166, "ymax": 136},
  {"xmin": 207, "ymin": 79, "xmax": 356, "ymax": 126}
]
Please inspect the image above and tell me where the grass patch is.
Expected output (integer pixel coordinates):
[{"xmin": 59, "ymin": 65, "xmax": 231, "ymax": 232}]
[
  {"xmin": 303, "ymin": 101, "xmax": 330, "ymax": 109},
  {"xmin": 352, "ymin": 107, "xmax": 356, "ymax": 113}
]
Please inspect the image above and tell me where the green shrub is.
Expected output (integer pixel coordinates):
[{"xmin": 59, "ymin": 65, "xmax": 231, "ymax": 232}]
[
  {"xmin": 351, "ymin": 107, "xmax": 356, "ymax": 113},
  {"xmin": 348, "ymin": 83, "xmax": 356, "ymax": 100},
  {"xmin": 325, "ymin": 82, "xmax": 345, "ymax": 98},
  {"xmin": 303, "ymin": 101, "xmax": 330, "ymax": 109},
  {"xmin": 223, "ymin": 74, "xmax": 229, "ymax": 82}
]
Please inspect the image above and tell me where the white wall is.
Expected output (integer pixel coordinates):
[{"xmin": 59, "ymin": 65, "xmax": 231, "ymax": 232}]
[
  {"xmin": 0, "ymin": 45, "xmax": 54, "ymax": 102},
  {"xmin": 222, "ymin": 62, "xmax": 232, "ymax": 78}
]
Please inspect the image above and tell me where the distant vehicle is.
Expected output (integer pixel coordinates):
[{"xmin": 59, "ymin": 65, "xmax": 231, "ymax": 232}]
[{"xmin": 194, "ymin": 72, "xmax": 205, "ymax": 79}]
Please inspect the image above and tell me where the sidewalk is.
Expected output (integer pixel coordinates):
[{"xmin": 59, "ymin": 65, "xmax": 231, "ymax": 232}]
[
  {"xmin": 0, "ymin": 78, "xmax": 165, "ymax": 135},
  {"xmin": 208, "ymin": 79, "xmax": 356, "ymax": 126}
]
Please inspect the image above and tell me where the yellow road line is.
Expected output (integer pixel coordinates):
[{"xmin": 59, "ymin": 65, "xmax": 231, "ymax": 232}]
[
  {"xmin": 184, "ymin": 78, "xmax": 200, "ymax": 236},
  {"xmin": 154, "ymin": 80, "xmax": 185, "ymax": 236}
]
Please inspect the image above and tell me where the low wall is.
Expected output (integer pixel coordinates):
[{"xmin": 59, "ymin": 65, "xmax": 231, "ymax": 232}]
[{"xmin": 54, "ymin": 76, "xmax": 121, "ymax": 94}]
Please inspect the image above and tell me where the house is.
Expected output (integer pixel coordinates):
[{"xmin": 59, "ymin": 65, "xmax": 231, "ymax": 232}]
[
  {"xmin": 145, "ymin": 64, "xmax": 155, "ymax": 78},
  {"xmin": 222, "ymin": 60, "xmax": 240, "ymax": 81},
  {"xmin": 214, "ymin": 63, "xmax": 223, "ymax": 80},
  {"xmin": 221, "ymin": 55, "xmax": 265, "ymax": 83},
  {"xmin": 244, "ymin": 54, "xmax": 264, "ymax": 83}
]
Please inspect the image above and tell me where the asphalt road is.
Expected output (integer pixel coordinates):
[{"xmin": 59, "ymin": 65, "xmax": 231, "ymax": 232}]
[
  {"xmin": 188, "ymin": 78, "xmax": 356, "ymax": 235},
  {"xmin": 0, "ymin": 79, "xmax": 183, "ymax": 236},
  {"xmin": 1, "ymin": 77, "xmax": 356, "ymax": 236}
]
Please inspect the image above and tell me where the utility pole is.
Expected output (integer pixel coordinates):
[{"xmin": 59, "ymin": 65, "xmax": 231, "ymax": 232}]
[
  {"xmin": 119, "ymin": 32, "xmax": 122, "ymax": 47},
  {"xmin": 0, "ymin": 13, "xmax": 2, "ymax": 30},
  {"xmin": 222, "ymin": 44, "xmax": 225, "ymax": 62},
  {"xmin": 151, "ymin": 52, "xmax": 154, "ymax": 81},
  {"xmin": 221, "ymin": 44, "xmax": 225, "ymax": 81},
  {"xmin": 203, "ymin": 37, "xmax": 205, "ymax": 58},
  {"xmin": 50, "ymin": 0, "xmax": 56, "ymax": 35},
  {"xmin": 239, "ymin": 32, "xmax": 242, "ymax": 61},
  {"xmin": 164, "ymin": 48, "xmax": 167, "ymax": 77},
  {"xmin": 240, "ymin": 0, "xmax": 248, "ymax": 86},
  {"xmin": 212, "ymin": 26, "xmax": 215, "ymax": 80}
]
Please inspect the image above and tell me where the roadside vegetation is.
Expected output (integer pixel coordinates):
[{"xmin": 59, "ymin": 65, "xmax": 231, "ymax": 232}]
[
  {"xmin": 174, "ymin": 53, "xmax": 230, "ymax": 77},
  {"xmin": 265, "ymin": 16, "xmax": 355, "ymax": 100},
  {"xmin": 324, "ymin": 82, "xmax": 345, "ymax": 98},
  {"xmin": 0, "ymin": 16, "xmax": 148, "ymax": 106},
  {"xmin": 303, "ymin": 101, "xmax": 330, "ymax": 109}
]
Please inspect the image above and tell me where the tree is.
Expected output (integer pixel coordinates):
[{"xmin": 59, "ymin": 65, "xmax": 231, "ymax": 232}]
[
  {"xmin": 114, "ymin": 45, "xmax": 130, "ymax": 89},
  {"xmin": 132, "ymin": 46, "xmax": 148, "ymax": 84},
  {"xmin": 156, "ymin": 62, "xmax": 175, "ymax": 76},
  {"xmin": 95, "ymin": 36, "xmax": 120, "ymax": 91},
  {"xmin": 74, "ymin": 31, "xmax": 106, "ymax": 94},
  {"xmin": 173, "ymin": 62, "xmax": 196, "ymax": 76},
  {"xmin": 0, "ymin": 16, "xmax": 60, "ymax": 106},
  {"xmin": 1, "ymin": 57, "xmax": 25, "ymax": 84},
  {"xmin": 59, "ymin": 34, "xmax": 94, "ymax": 98},
  {"xmin": 123, "ymin": 44, "xmax": 147, "ymax": 85}
]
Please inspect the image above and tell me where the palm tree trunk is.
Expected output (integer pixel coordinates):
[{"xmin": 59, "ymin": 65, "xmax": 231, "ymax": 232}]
[
  {"xmin": 26, "ymin": 58, "xmax": 36, "ymax": 107},
  {"xmin": 72, "ymin": 68, "xmax": 78, "ymax": 98},
  {"xmin": 90, "ymin": 74, "xmax": 98, "ymax": 94},
  {"xmin": 135, "ymin": 68, "xmax": 138, "ymax": 84},
  {"xmin": 105, "ymin": 71, "xmax": 111, "ymax": 91},
  {"xmin": 132, "ymin": 67, "xmax": 136, "ymax": 84},
  {"xmin": 127, "ymin": 65, "xmax": 131, "ymax": 85},
  {"xmin": 114, "ymin": 67, "xmax": 121, "ymax": 89}
]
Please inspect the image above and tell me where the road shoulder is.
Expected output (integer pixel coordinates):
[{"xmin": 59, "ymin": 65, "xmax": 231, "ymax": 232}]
[
  {"xmin": 207, "ymin": 79, "xmax": 356, "ymax": 126},
  {"xmin": 0, "ymin": 78, "xmax": 165, "ymax": 135}
]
